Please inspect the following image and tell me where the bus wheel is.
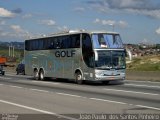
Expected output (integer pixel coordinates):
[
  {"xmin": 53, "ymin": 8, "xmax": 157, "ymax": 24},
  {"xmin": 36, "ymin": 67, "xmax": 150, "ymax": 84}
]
[
  {"xmin": 39, "ymin": 70, "xmax": 44, "ymax": 80},
  {"xmin": 102, "ymin": 81, "xmax": 109, "ymax": 85},
  {"xmin": 34, "ymin": 69, "xmax": 39, "ymax": 80},
  {"xmin": 22, "ymin": 70, "xmax": 25, "ymax": 75},
  {"xmin": 75, "ymin": 72, "xmax": 83, "ymax": 84},
  {"xmin": 2, "ymin": 72, "xmax": 5, "ymax": 76}
]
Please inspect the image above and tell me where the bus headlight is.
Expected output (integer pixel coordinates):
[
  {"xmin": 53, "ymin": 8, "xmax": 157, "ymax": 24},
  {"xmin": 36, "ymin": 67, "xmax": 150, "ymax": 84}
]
[{"xmin": 95, "ymin": 72, "xmax": 100, "ymax": 76}]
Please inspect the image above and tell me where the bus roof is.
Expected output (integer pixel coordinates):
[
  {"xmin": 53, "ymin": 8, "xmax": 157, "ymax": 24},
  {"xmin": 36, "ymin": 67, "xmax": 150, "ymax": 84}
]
[
  {"xmin": 26, "ymin": 30, "xmax": 119, "ymax": 40},
  {"xmin": 68, "ymin": 30, "xmax": 119, "ymax": 34}
]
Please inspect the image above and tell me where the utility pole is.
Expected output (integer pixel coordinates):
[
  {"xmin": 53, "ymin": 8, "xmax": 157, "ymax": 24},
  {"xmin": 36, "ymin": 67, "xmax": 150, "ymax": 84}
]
[
  {"xmin": 9, "ymin": 45, "xmax": 15, "ymax": 57},
  {"xmin": 13, "ymin": 46, "xmax": 14, "ymax": 57},
  {"xmin": 9, "ymin": 46, "xmax": 10, "ymax": 56}
]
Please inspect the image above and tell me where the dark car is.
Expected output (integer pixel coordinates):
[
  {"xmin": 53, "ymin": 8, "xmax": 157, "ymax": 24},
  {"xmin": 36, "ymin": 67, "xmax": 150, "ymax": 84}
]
[
  {"xmin": 0, "ymin": 65, "xmax": 5, "ymax": 75},
  {"xmin": 16, "ymin": 63, "xmax": 25, "ymax": 75}
]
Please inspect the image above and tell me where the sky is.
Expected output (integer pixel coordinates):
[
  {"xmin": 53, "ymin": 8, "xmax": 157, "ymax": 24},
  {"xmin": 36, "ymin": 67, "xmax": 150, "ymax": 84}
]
[{"xmin": 0, "ymin": 0, "xmax": 160, "ymax": 44}]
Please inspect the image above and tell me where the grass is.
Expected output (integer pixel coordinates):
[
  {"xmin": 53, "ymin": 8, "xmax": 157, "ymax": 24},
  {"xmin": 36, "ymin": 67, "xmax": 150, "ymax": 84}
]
[{"xmin": 127, "ymin": 55, "xmax": 160, "ymax": 71}]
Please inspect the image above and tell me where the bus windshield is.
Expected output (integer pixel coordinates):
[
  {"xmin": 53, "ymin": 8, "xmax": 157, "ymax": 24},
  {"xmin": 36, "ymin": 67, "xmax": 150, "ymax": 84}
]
[
  {"xmin": 95, "ymin": 51, "xmax": 126, "ymax": 70},
  {"xmin": 92, "ymin": 33, "xmax": 123, "ymax": 49}
]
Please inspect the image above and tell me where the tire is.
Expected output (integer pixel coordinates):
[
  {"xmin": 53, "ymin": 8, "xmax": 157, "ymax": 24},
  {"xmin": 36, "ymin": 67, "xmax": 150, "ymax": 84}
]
[
  {"xmin": 39, "ymin": 70, "xmax": 44, "ymax": 80},
  {"xmin": 75, "ymin": 72, "xmax": 83, "ymax": 84},
  {"xmin": 22, "ymin": 70, "xmax": 25, "ymax": 75},
  {"xmin": 102, "ymin": 81, "xmax": 109, "ymax": 85},
  {"xmin": 34, "ymin": 70, "xmax": 39, "ymax": 80},
  {"xmin": 2, "ymin": 72, "xmax": 5, "ymax": 76}
]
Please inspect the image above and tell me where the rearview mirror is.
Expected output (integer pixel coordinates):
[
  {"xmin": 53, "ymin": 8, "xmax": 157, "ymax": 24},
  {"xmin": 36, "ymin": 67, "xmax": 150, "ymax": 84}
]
[{"xmin": 94, "ymin": 50, "xmax": 98, "ymax": 61}]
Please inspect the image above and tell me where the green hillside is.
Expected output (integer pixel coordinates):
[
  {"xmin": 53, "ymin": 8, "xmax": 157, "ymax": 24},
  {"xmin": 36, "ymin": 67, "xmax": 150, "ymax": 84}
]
[{"xmin": 127, "ymin": 55, "xmax": 160, "ymax": 71}]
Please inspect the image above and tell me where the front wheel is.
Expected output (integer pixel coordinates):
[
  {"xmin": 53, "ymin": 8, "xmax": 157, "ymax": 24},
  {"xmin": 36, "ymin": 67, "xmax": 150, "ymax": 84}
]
[
  {"xmin": 75, "ymin": 72, "xmax": 83, "ymax": 84},
  {"xmin": 102, "ymin": 81, "xmax": 109, "ymax": 85}
]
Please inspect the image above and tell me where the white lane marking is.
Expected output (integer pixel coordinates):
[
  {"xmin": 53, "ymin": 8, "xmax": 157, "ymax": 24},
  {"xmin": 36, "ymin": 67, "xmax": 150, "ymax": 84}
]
[
  {"xmin": 136, "ymin": 105, "xmax": 160, "ymax": 111},
  {"xmin": 0, "ymin": 76, "xmax": 11, "ymax": 80},
  {"xmin": 126, "ymin": 80, "xmax": 160, "ymax": 84},
  {"xmin": 30, "ymin": 88, "xmax": 49, "ymax": 93},
  {"xmin": 9, "ymin": 85, "xmax": 23, "ymax": 89},
  {"xmin": 125, "ymin": 83, "xmax": 160, "ymax": 89},
  {"xmin": 56, "ymin": 92, "xmax": 82, "ymax": 98},
  {"xmin": 1, "ymin": 83, "xmax": 160, "ymax": 112},
  {"xmin": 90, "ymin": 98, "xmax": 127, "ymax": 105},
  {"xmin": 31, "ymin": 81, "xmax": 60, "ymax": 85},
  {"xmin": 6, "ymin": 73, "xmax": 31, "ymax": 78},
  {"xmin": 0, "ymin": 99, "xmax": 78, "ymax": 120},
  {"xmin": 103, "ymin": 88, "xmax": 159, "ymax": 96},
  {"xmin": 0, "ymin": 99, "xmax": 55, "ymax": 114},
  {"xmin": 90, "ymin": 98, "xmax": 160, "ymax": 111}
]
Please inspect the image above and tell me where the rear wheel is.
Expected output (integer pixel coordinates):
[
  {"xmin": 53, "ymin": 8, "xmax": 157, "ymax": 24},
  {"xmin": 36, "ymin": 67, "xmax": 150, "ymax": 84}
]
[
  {"xmin": 2, "ymin": 71, "xmax": 5, "ymax": 76},
  {"xmin": 34, "ymin": 69, "xmax": 39, "ymax": 80},
  {"xmin": 22, "ymin": 70, "xmax": 25, "ymax": 75},
  {"xmin": 75, "ymin": 72, "xmax": 83, "ymax": 84}
]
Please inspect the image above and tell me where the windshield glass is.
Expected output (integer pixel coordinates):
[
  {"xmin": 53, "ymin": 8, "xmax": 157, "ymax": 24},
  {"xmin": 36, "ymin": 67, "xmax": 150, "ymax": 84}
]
[
  {"xmin": 95, "ymin": 51, "xmax": 126, "ymax": 70},
  {"xmin": 92, "ymin": 33, "xmax": 123, "ymax": 49}
]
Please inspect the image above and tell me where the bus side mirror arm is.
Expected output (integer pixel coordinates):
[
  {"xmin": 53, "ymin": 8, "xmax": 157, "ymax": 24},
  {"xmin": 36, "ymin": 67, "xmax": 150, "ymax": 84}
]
[{"xmin": 94, "ymin": 50, "xmax": 98, "ymax": 61}]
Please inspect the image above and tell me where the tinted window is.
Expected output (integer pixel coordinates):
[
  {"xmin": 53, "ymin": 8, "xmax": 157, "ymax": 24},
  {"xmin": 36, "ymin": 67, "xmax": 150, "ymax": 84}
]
[
  {"xmin": 61, "ymin": 36, "xmax": 70, "ymax": 48},
  {"xmin": 82, "ymin": 33, "xmax": 94, "ymax": 68},
  {"xmin": 82, "ymin": 34, "xmax": 92, "ymax": 50},
  {"xmin": 71, "ymin": 34, "xmax": 80, "ymax": 48},
  {"xmin": 25, "ymin": 34, "xmax": 80, "ymax": 51},
  {"xmin": 25, "ymin": 41, "xmax": 29, "ymax": 50}
]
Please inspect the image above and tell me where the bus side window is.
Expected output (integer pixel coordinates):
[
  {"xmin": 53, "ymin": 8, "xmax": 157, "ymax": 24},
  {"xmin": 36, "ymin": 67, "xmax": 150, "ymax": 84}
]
[
  {"xmin": 75, "ymin": 39, "xmax": 80, "ymax": 48},
  {"xmin": 71, "ymin": 34, "xmax": 80, "ymax": 48},
  {"xmin": 25, "ymin": 41, "xmax": 30, "ymax": 51},
  {"xmin": 61, "ymin": 36, "xmax": 70, "ymax": 49},
  {"xmin": 54, "ymin": 38, "xmax": 60, "ymax": 49},
  {"xmin": 49, "ymin": 42, "xmax": 54, "ymax": 49},
  {"xmin": 56, "ymin": 42, "xmax": 61, "ymax": 49}
]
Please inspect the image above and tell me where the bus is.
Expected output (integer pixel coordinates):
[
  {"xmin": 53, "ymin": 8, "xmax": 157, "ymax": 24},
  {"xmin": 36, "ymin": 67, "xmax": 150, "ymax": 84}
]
[{"xmin": 24, "ymin": 30, "xmax": 126, "ymax": 84}]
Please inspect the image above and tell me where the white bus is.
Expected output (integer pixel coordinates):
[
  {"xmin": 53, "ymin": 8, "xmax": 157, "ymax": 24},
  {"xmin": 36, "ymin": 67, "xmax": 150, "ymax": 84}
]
[{"xmin": 24, "ymin": 30, "xmax": 126, "ymax": 84}]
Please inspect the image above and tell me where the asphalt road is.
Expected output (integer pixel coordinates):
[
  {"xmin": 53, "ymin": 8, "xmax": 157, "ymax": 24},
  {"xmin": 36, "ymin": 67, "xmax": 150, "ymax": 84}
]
[{"xmin": 0, "ymin": 72, "xmax": 160, "ymax": 120}]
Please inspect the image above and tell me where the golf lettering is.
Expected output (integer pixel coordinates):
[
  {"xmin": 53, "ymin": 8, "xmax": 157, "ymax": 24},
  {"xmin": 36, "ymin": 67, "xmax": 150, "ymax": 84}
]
[{"xmin": 55, "ymin": 50, "xmax": 76, "ymax": 57}]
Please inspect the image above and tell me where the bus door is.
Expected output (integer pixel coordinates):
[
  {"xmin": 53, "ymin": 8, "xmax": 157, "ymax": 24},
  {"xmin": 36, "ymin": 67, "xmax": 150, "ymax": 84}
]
[{"xmin": 82, "ymin": 33, "xmax": 94, "ymax": 80}]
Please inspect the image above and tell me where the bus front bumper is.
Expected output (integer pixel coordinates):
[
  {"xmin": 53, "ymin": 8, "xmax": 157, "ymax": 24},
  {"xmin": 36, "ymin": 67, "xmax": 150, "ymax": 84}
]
[
  {"xmin": 94, "ymin": 69, "xmax": 125, "ymax": 81},
  {"xmin": 95, "ymin": 75, "xmax": 125, "ymax": 81}
]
